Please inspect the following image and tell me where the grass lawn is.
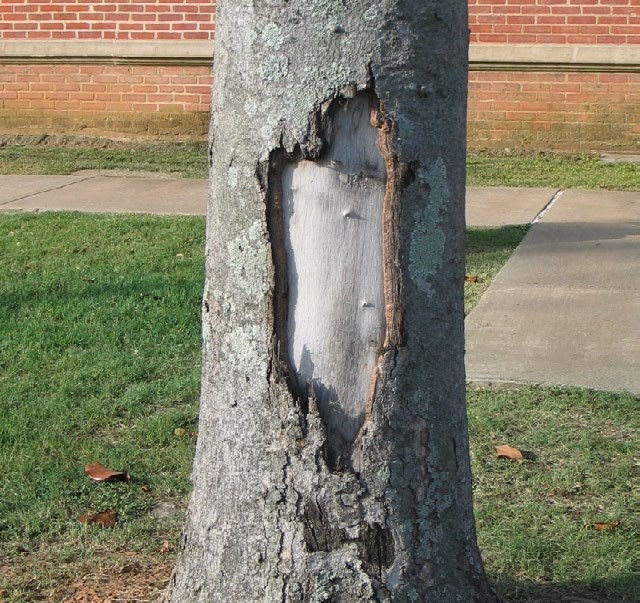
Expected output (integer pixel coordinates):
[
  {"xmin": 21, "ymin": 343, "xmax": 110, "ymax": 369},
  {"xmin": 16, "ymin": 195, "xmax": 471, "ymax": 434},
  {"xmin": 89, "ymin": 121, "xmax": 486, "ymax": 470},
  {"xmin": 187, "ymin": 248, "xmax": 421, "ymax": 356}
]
[
  {"xmin": 0, "ymin": 213, "xmax": 204, "ymax": 601},
  {"xmin": 468, "ymin": 385, "xmax": 637, "ymax": 603},
  {"xmin": 467, "ymin": 150, "xmax": 639, "ymax": 191},
  {"xmin": 1, "ymin": 138, "xmax": 638, "ymax": 191},
  {"xmin": 0, "ymin": 140, "xmax": 207, "ymax": 180},
  {"xmin": 1, "ymin": 213, "xmax": 636, "ymax": 602},
  {"xmin": 464, "ymin": 225, "xmax": 529, "ymax": 316}
]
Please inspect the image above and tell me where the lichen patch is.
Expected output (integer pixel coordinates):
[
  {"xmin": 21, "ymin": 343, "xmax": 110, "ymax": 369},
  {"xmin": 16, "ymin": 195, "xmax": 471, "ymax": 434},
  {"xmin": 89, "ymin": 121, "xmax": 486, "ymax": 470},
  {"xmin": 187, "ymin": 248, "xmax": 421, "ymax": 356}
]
[{"xmin": 409, "ymin": 157, "xmax": 449, "ymax": 296}]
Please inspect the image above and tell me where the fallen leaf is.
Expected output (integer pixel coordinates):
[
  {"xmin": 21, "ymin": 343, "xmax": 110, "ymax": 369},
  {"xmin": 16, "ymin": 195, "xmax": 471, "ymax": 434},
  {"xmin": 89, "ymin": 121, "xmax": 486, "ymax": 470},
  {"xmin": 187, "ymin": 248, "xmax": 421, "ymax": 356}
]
[
  {"xmin": 159, "ymin": 541, "xmax": 171, "ymax": 554},
  {"xmin": 79, "ymin": 510, "xmax": 118, "ymax": 528},
  {"xmin": 84, "ymin": 462, "xmax": 130, "ymax": 482},
  {"xmin": 174, "ymin": 428, "xmax": 187, "ymax": 437},
  {"xmin": 494, "ymin": 444, "xmax": 524, "ymax": 462},
  {"xmin": 591, "ymin": 520, "xmax": 620, "ymax": 531},
  {"xmin": 141, "ymin": 484, "xmax": 152, "ymax": 494},
  {"xmin": 176, "ymin": 253, "xmax": 184, "ymax": 259},
  {"xmin": 465, "ymin": 274, "xmax": 479, "ymax": 283}
]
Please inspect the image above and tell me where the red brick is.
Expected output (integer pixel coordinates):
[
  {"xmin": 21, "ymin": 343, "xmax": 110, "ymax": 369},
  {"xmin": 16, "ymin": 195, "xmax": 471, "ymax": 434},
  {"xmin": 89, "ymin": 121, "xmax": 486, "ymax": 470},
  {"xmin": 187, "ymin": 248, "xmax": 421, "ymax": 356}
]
[
  {"xmin": 95, "ymin": 93, "xmax": 122, "ymax": 101},
  {"xmin": 104, "ymin": 102, "xmax": 136, "ymax": 112},
  {"xmin": 0, "ymin": 2, "xmax": 635, "ymax": 150},
  {"xmin": 17, "ymin": 91, "xmax": 44, "ymax": 100},
  {"xmin": 81, "ymin": 83, "xmax": 107, "ymax": 92},
  {"xmin": 79, "ymin": 101, "xmax": 108, "ymax": 110},
  {"xmin": 596, "ymin": 34, "xmax": 626, "ymax": 42},
  {"xmin": 121, "ymin": 93, "xmax": 147, "ymax": 102}
]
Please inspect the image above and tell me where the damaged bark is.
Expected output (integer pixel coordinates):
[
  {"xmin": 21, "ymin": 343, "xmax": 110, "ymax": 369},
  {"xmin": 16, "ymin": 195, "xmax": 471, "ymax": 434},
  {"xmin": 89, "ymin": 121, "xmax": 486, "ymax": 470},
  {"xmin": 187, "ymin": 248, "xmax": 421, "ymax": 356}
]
[{"xmin": 165, "ymin": 1, "xmax": 500, "ymax": 601}]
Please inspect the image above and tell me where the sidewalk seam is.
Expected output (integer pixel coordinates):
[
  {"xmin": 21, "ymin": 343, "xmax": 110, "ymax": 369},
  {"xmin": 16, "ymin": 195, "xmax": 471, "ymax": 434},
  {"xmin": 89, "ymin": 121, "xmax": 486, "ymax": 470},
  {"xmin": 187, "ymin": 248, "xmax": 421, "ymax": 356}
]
[
  {"xmin": 532, "ymin": 188, "xmax": 564, "ymax": 223},
  {"xmin": 0, "ymin": 176, "xmax": 96, "ymax": 207}
]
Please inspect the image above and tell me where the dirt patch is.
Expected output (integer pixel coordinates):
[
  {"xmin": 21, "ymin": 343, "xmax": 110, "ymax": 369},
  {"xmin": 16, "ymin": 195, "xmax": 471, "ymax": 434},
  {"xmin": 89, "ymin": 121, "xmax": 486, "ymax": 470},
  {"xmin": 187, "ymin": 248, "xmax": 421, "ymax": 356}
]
[
  {"xmin": 51, "ymin": 560, "xmax": 172, "ymax": 603},
  {"xmin": 1, "ymin": 550, "xmax": 174, "ymax": 603},
  {"xmin": 0, "ymin": 109, "xmax": 209, "ymax": 142}
]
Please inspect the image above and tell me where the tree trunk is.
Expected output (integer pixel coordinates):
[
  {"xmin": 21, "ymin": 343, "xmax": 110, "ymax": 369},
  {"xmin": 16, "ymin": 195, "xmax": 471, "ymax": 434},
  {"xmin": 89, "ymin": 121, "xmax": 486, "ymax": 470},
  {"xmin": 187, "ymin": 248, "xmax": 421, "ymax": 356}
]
[{"xmin": 166, "ymin": 1, "xmax": 499, "ymax": 600}]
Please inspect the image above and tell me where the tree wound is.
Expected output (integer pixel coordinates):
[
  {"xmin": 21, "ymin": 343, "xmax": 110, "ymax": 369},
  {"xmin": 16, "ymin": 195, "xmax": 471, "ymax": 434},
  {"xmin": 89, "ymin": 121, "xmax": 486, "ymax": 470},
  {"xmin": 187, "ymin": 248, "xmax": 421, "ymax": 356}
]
[{"xmin": 281, "ymin": 94, "xmax": 386, "ymax": 448}]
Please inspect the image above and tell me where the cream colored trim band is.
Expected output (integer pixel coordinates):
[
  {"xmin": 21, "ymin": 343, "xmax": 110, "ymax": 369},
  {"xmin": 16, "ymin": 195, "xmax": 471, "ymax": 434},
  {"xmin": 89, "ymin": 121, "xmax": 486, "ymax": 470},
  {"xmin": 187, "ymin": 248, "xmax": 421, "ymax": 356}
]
[
  {"xmin": 470, "ymin": 44, "xmax": 639, "ymax": 66},
  {"xmin": 1, "ymin": 41, "xmax": 638, "ymax": 72},
  {"xmin": 470, "ymin": 44, "xmax": 639, "ymax": 73},
  {"xmin": 0, "ymin": 41, "xmax": 214, "ymax": 66}
]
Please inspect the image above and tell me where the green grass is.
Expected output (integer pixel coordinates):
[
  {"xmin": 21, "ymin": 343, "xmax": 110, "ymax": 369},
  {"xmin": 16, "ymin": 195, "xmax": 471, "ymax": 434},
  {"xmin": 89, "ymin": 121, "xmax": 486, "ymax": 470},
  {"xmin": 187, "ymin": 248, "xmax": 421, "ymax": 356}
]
[
  {"xmin": 0, "ymin": 213, "xmax": 205, "ymax": 599},
  {"xmin": 1, "ymin": 140, "xmax": 638, "ymax": 190},
  {"xmin": 0, "ymin": 141, "xmax": 208, "ymax": 179},
  {"xmin": 0, "ymin": 213, "xmax": 636, "ymax": 602},
  {"xmin": 468, "ymin": 150, "xmax": 639, "ymax": 191},
  {"xmin": 468, "ymin": 385, "xmax": 638, "ymax": 602},
  {"xmin": 465, "ymin": 225, "xmax": 529, "ymax": 315}
]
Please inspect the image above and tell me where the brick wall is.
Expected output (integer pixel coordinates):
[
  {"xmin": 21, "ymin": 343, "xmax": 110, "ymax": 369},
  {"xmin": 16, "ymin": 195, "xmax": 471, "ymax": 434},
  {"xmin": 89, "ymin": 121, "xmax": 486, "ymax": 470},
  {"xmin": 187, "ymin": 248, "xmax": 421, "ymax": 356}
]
[
  {"xmin": 467, "ymin": 0, "xmax": 638, "ymax": 151},
  {"xmin": 0, "ymin": 1, "xmax": 216, "ymax": 41},
  {"xmin": 1, "ymin": 64, "xmax": 211, "ymax": 112},
  {"xmin": 0, "ymin": 1, "xmax": 638, "ymax": 150},
  {"xmin": 468, "ymin": 71, "xmax": 640, "ymax": 151},
  {"xmin": 469, "ymin": 0, "xmax": 639, "ymax": 44},
  {"xmin": 0, "ymin": 1, "xmax": 215, "ymax": 137},
  {"xmin": 0, "ymin": 63, "xmax": 212, "ymax": 136},
  {"xmin": 2, "ymin": 0, "xmax": 634, "ymax": 44}
]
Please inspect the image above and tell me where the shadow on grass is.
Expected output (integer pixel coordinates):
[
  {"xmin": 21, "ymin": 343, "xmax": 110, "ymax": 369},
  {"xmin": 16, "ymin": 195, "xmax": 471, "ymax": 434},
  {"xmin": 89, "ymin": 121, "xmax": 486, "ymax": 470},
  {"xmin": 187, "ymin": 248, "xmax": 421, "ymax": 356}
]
[
  {"xmin": 465, "ymin": 225, "xmax": 530, "ymax": 255},
  {"xmin": 492, "ymin": 572, "xmax": 639, "ymax": 602}
]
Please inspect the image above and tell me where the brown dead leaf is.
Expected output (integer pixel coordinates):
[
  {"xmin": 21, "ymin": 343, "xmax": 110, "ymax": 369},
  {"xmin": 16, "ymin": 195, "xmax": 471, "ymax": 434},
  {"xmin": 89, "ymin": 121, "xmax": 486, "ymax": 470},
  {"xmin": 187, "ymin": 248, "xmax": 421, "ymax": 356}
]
[
  {"xmin": 141, "ymin": 484, "xmax": 152, "ymax": 494},
  {"xmin": 84, "ymin": 462, "xmax": 130, "ymax": 482},
  {"xmin": 591, "ymin": 520, "xmax": 620, "ymax": 531},
  {"xmin": 494, "ymin": 444, "xmax": 524, "ymax": 462},
  {"xmin": 159, "ymin": 541, "xmax": 171, "ymax": 554},
  {"xmin": 465, "ymin": 274, "xmax": 479, "ymax": 283},
  {"xmin": 79, "ymin": 510, "xmax": 118, "ymax": 528}
]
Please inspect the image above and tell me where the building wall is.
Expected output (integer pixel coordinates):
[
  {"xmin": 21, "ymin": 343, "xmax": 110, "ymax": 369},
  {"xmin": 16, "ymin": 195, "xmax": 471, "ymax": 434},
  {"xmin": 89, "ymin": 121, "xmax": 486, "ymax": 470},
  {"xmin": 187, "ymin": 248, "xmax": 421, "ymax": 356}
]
[
  {"xmin": 0, "ymin": 1, "xmax": 216, "ymax": 137},
  {"xmin": 0, "ymin": 1, "xmax": 638, "ymax": 150},
  {"xmin": 467, "ymin": 0, "xmax": 639, "ymax": 151},
  {"xmin": 0, "ymin": 1, "xmax": 216, "ymax": 40},
  {"xmin": 0, "ymin": 63, "xmax": 212, "ymax": 137},
  {"xmin": 469, "ymin": 0, "xmax": 638, "ymax": 45},
  {"xmin": 468, "ymin": 71, "xmax": 640, "ymax": 151}
]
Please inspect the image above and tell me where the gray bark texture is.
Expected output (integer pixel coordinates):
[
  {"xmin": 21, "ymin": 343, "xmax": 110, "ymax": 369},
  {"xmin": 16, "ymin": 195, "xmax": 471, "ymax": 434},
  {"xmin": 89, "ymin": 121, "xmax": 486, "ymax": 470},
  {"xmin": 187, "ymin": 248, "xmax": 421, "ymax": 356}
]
[{"xmin": 165, "ymin": 1, "xmax": 500, "ymax": 601}]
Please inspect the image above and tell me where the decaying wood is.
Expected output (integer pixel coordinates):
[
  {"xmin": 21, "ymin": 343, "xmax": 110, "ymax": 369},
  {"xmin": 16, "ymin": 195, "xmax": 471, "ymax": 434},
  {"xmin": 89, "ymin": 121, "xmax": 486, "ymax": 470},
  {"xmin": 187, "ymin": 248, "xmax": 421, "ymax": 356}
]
[
  {"xmin": 371, "ymin": 104, "xmax": 406, "ymax": 351},
  {"xmin": 266, "ymin": 94, "xmax": 409, "ymax": 469}
]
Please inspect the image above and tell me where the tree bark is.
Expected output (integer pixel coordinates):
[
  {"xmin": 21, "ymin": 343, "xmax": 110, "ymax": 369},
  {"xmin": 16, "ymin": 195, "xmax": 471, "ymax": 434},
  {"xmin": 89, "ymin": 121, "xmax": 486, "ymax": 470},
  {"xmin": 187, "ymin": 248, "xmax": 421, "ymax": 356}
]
[{"xmin": 166, "ymin": 1, "xmax": 499, "ymax": 600}]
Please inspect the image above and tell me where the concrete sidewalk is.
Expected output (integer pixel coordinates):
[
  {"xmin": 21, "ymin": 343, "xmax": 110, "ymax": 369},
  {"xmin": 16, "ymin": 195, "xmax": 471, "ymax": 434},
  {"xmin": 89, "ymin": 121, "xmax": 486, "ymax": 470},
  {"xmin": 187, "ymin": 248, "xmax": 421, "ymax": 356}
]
[
  {"xmin": 1, "ymin": 173, "xmax": 638, "ymax": 395},
  {"xmin": 465, "ymin": 188, "xmax": 639, "ymax": 395},
  {"xmin": 0, "ymin": 172, "xmax": 207, "ymax": 216},
  {"xmin": 0, "ymin": 173, "xmax": 556, "ymax": 225}
]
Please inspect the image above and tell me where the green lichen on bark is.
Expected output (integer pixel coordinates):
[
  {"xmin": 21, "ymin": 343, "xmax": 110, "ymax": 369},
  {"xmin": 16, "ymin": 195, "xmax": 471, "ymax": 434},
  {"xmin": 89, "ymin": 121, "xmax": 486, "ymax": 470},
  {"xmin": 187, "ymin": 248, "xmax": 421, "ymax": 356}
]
[{"xmin": 408, "ymin": 157, "xmax": 450, "ymax": 296}]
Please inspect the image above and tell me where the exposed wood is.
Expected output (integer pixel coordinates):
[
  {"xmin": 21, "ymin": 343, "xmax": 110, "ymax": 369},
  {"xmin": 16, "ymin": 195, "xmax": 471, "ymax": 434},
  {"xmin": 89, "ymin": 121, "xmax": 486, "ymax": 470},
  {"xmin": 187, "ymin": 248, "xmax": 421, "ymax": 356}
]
[{"xmin": 281, "ymin": 94, "xmax": 385, "ymax": 447}]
